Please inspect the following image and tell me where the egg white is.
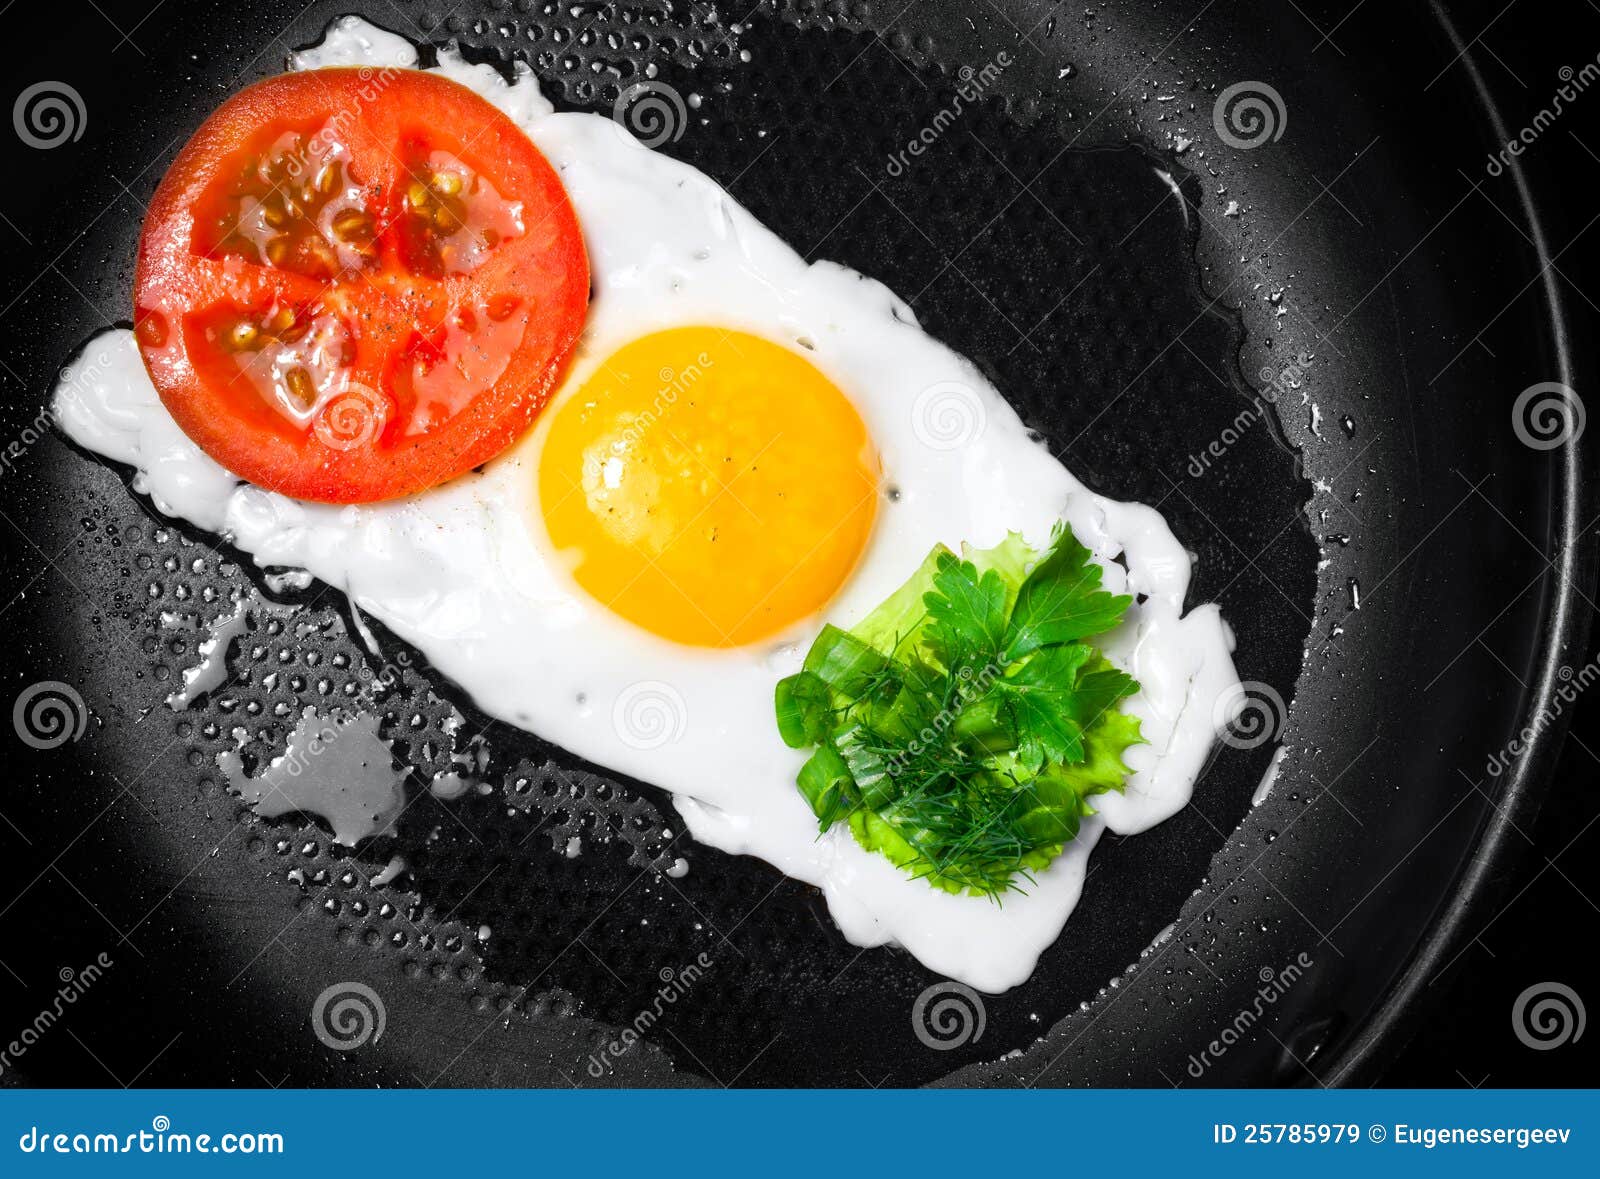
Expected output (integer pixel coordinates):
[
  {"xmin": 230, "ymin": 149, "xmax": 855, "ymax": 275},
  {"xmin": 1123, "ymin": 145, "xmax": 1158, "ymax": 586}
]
[{"xmin": 53, "ymin": 16, "xmax": 1241, "ymax": 993}]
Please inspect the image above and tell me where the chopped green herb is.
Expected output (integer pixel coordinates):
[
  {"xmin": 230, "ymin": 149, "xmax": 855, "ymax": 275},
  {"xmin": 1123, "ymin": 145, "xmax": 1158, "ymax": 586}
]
[{"xmin": 774, "ymin": 523, "xmax": 1143, "ymax": 899}]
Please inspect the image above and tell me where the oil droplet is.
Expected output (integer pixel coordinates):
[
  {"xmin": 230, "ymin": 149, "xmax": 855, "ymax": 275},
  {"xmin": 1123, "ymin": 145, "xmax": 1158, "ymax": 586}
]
[{"xmin": 218, "ymin": 708, "xmax": 405, "ymax": 846}]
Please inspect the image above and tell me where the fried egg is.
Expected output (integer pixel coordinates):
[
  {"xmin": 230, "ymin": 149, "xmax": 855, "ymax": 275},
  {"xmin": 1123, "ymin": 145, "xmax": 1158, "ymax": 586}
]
[{"xmin": 53, "ymin": 16, "xmax": 1241, "ymax": 992}]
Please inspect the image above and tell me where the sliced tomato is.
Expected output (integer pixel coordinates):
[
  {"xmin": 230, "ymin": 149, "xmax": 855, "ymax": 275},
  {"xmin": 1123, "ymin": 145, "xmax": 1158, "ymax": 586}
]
[{"xmin": 134, "ymin": 67, "xmax": 589, "ymax": 503}]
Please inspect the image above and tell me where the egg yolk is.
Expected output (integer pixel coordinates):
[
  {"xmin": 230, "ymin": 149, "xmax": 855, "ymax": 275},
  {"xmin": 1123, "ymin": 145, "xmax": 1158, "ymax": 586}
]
[{"xmin": 538, "ymin": 327, "xmax": 879, "ymax": 647}]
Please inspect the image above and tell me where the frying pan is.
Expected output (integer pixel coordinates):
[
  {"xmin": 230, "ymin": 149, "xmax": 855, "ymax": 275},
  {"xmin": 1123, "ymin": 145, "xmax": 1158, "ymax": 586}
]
[{"xmin": 0, "ymin": 0, "xmax": 1590, "ymax": 1087}]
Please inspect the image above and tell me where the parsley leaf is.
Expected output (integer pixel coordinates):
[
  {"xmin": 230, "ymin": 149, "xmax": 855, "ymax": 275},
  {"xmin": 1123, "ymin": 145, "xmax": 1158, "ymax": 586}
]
[
  {"xmin": 1004, "ymin": 523, "xmax": 1133, "ymax": 662},
  {"xmin": 998, "ymin": 643, "xmax": 1095, "ymax": 767},
  {"xmin": 922, "ymin": 553, "xmax": 1009, "ymax": 675}
]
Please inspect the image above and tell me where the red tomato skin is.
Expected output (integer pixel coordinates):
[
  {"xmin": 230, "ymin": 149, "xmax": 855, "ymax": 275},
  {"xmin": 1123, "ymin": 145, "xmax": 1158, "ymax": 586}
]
[{"xmin": 134, "ymin": 68, "xmax": 590, "ymax": 504}]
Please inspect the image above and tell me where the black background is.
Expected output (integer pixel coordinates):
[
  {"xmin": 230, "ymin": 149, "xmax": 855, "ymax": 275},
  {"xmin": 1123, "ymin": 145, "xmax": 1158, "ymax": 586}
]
[{"xmin": 1351, "ymin": 5, "xmax": 1598, "ymax": 1088}]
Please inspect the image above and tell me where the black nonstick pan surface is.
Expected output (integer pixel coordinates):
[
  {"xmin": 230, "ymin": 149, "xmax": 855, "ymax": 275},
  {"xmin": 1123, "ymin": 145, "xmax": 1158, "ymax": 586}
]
[{"xmin": 0, "ymin": 0, "xmax": 1591, "ymax": 1087}]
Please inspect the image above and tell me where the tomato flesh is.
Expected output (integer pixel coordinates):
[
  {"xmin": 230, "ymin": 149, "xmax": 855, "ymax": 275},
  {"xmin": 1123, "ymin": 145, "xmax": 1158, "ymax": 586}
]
[{"xmin": 134, "ymin": 68, "xmax": 589, "ymax": 503}]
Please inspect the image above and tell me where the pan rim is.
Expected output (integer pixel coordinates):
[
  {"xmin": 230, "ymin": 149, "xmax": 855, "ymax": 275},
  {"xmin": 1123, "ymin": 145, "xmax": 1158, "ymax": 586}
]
[{"xmin": 1316, "ymin": 0, "xmax": 1596, "ymax": 1087}]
